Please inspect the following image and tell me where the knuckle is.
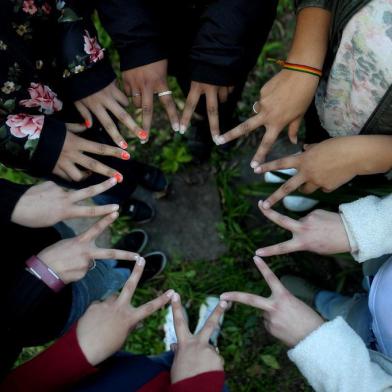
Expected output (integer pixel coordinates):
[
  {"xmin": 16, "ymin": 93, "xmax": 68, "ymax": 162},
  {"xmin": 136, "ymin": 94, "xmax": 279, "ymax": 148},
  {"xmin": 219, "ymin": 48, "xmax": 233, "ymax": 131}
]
[
  {"xmin": 88, "ymin": 206, "xmax": 97, "ymax": 217},
  {"xmin": 142, "ymin": 105, "xmax": 152, "ymax": 115},
  {"xmin": 207, "ymin": 106, "xmax": 218, "ymax": 116}
]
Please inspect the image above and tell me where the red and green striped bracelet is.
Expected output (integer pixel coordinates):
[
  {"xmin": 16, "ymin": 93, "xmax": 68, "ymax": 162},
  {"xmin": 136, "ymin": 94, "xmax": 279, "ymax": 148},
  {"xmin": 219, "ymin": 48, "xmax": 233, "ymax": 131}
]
[{"xmin": 268, "ymin": 58, "xmax": 322, "ymax": 78}]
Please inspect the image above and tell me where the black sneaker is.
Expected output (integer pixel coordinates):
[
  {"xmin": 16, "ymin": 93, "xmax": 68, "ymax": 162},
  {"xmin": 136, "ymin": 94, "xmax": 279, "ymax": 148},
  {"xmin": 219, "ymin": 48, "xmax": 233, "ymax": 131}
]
[
  {"xmin": 121, "ymin": 198, "xmax": 155, "ymax": 224},
  {"xmin": 139, "ymin": 165, "xmax": 169, "ymax": 195},
  {"xmin": 117, "ymin": 251, "xmax": 168, "ymax": 284},
  {"xmin": 113, "ymin": 229, "xmax": 148, "ymax": 254}
]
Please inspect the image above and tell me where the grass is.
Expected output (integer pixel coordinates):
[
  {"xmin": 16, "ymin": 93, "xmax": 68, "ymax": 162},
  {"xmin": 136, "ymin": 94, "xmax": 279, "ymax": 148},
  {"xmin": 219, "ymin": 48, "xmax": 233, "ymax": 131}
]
[{"xmin": 2, "ymin": 0, "xmax": 378, "ymax": 390}]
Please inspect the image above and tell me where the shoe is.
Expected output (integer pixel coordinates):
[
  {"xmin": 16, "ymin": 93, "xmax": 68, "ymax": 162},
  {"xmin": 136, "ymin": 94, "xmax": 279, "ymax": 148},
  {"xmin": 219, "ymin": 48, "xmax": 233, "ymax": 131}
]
[
  {"xmin": 164, "ymin": 304, "xmax": 189, "ymax": 351},
  {"xmin": 116, "ymin": 251, "xmax": 167, "ymax": 284},
  {"xmin": 280, "ymin": 275, "xmax": 319, "ymax": 306},
  {"xmin": 121, "ymin": 198, "xmax": 155, "ymax": 224},
  {"xmin": 264, "ymin": 169, "xmax": 319, "ymax": 212},
  {"xmin": 186, "ymin": 122, "xmax": 214, "ymax": 163},
  {"xmin": 113, "ymin": 229, "xmax": 148, "ymax": 254},
  {"xmin": 139, "ymin": 165, "xmax": 169, "ymax": 195},
  {"xmin": 194, "ymin": 296, "xmax": 224, "ymax": 346}
]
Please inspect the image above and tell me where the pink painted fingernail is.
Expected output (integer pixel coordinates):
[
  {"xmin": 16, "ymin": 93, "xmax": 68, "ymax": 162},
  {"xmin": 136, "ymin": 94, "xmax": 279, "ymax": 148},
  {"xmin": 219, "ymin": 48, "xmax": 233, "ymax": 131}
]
[
  {"xmin": 172, "ymin": 123, "xmax": 180, "ymax": 132},
  {"xmin": 254, "ymin": 167, "xmax": 263, "ymax": 174},
  {"xmin": 121, "ymin": 151, "xmax": 131, "ymax": 160},
  {"xmin": 111, "ymin": 204, "xmax": 120, "ymax": 211},
  {"xmin": 179, "ymin": 125, "xmax": 187, "ymax": 134},
  {"xmin": 166, "ymin": 289, "xmax": 175, "ymax": 298},
  {"xmin": 109, "ymin": 177, "xmax": 117, "ymax": 185},
  {"xmin": 263, "ymin": 201, "xmax": 270, "ymax": 209},
  {"xmin": 85, "ymin": 120, "xmax": 92, "ymax": 128},
  {"xmin": 220, "ymin": 300, "xmax": 228, "ymax": 309},
  {"xmin": 255, "ymin": 249, "xmax": 264, "ymax": 256},
  {"xmin": 136, "ymin": 256, "xmax": 145, "ymax": 266},
  {"xmin": 120, "ymin": 140, "xmax": 128, "ymax": 149},
  {"xmin": 138, "ymin": 130, "xmax": 149, "ymax": 140},
  {"xmin": 114, "ymin": 172, "xmax": 123, "ymax": 183},
  {"xmin": 172, "ymin": 293, "xmax": 180, "ymax": 302},
  {"xmin": 220, "ymin": 294, "xmax": 229, "ymax": 300},
  {"xmin": 250, "ymin": 161, "xmax": 259, "ymax": 169}
]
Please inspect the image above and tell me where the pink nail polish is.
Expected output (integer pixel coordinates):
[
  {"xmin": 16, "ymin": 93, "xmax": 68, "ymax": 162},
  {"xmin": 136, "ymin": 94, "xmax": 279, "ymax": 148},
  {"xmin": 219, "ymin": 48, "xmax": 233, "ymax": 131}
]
[
  {"xmin": 120, "ymin": 140, "xmax": 128, "ymax": 149},
  {"xmin": 114, "ymin": 172, "xmax": 123, "ymax": 183},
  {"xmin": 85, "ymin": 120, "xmax": 92, "ymax": 128},
  {"xmin": 138, "ymin": 130, "xmax": 149, "ymax": 140},
  {"xmin": 121, "ymin": 151, "xmax": 130, "ymax": 160}
]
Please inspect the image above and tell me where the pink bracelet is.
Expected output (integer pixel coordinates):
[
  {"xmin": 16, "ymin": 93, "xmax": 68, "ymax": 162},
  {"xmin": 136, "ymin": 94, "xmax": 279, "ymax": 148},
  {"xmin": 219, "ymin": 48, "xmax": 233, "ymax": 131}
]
[{"xmin": 25, "ymin": 256, "xmax": 65, "ymax": 293}]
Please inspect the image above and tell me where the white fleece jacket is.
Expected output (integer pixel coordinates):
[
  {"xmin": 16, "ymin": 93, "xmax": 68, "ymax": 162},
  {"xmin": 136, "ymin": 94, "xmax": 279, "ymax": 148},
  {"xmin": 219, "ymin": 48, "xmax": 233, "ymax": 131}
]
[
  {"xmin": 339, "ymin": 194, "xmax": 392, "ymax": 263},
  {"xmin": 288, "ymin": 317, "xmax": 392, "ymax": 392}
]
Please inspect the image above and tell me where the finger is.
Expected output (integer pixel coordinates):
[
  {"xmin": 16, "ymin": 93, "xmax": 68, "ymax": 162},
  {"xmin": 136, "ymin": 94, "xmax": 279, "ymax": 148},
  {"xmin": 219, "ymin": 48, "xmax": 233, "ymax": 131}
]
[
  {"xmin": 79, "ymin": 138, "xmax": 125, "ymax": 159},
  {"xmin": 198, "ymin": 301, "xmax": 227, "ymax": 343},
  {"xmin": 228, "ymin": 86, "xmax": 235, "ymax": 94},
  {"xmin": 171, "ymin": 293, "xmax": 192, "ymax": 343},
  {"xmin": 112, "ymin": 86, "xmax": 130, "ymax": 107},
  {"xmin": 79, "ymin": 211, "xmax": 118, "ymax": 242},
  {"xmin": 257, "ymin": 200, "xmax": 301, "ymax": 231},
  {"xmin": 253, "ymin": 256, "xmax": 286, "ymax": 295},
  {"xmin": 70, "ymin": 203, "xmax": 120, "ymax": 219},
  {"xmin": 70, "ymin": 177, "xmax": 118, "ymax": 202},
  {"xmin": 74, "ymin": 101, "xmax": 93, "ymax": 129},
  {"xmin": 117, "ymin": 257, "xmax": 146, "ymax": 306},
  {"xmin": 158, "ymin": 84, "xmax": 179, "ymax": 132},
  {"xmin": 107, "ymin": 99, "xmax": 141, "ymax": 139},
  {"xmin": 93, "ymin": 248, "xmax": 139, "ymax": 262},
  {"xmin": 66, "ymin": 122, "xmax": 87, "ymax": 133},
  {"xmin": 263, "ymin": 174, "xmax": 305, "ymax": 209},
  {"xmin": 251, "ymin": 126, "xmax": 282, "ymax": 168},
  {"xmin": 303, "ymin": 143, "xmax": 316, "ymax": 151},
  {"xmin": 254, "ymin": 155, "xmax": 299, "ymax": 174},
  {"xmin": 288, "ymin": 117, "xmax": 301, "ymax": 144},
  {"xmin": 220, "ymin": 291, "xmax": 273, "ymax": 311},
  {"xmin": 206, "ymin": 89, "xmax": 220, "ymax": 141},
  {"xmin": 76, "ymin": 154, "xmax": 118, "ymax": 179},
  {"xmin": 255, "ymin": 239, "xmax": 301, "ymax": 257},
  {"xmin": 93, "ymin": 104, "xmax": 126, "ymax": 148},
  {"xmin": 218, "ymin": 87, "xmax": 229, "ymax": 103},
  {"xmin": 141, "ymin": 87, "xmax": 154, "ymax": 132},
  {"xmin": 62, "ymin": 162, "xmax": 89, "ymax": 182},
  {"xmin": 216, "ymin": 114, "xmax": 265, "ymax": 145},
  {"xmin": 135, "ymin": 290, "xmax": 174, "ymax": 322},
  {"xmin": 180, "ymin": 86, "xmax": 201, "ymax": 134},
  {"xmin": 53, "ymin": 167, "xmax": 72, "ymax": 182},
  {"xmin": 300, "ymin": 182, "xmax": 319, "ymax": 194}
]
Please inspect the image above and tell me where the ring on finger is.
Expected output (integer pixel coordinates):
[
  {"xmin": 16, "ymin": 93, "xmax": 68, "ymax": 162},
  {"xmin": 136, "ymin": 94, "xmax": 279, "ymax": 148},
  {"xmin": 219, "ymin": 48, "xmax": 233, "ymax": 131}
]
[
  {"xmin": 157, "ymin": 90, "xmax": 172, "ymax": 97},
  {"xmin": 88, "ymin": 259, "xmax": 97, "ymax": 271},
  {"xmin": 252, "ymin": 101, "xmax": 260, "ymax": 114}
]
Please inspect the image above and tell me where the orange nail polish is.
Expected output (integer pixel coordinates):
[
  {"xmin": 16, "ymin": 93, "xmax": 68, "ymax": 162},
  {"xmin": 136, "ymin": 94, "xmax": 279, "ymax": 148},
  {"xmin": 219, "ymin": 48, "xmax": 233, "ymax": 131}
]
[
  {"xmin": 120, "ymin": 140, "xmax": 128, "ymax": 149},
  {"xmin": 138, "ymin": 130, "xmax": 148, "ymax": 140},
  {"xmin": 114, "ymin": 172, "xmax": 123, "ymax": 183},
  {"xmin": 85, "ymin": 120, "xmax": 92, "ymax": 128},
  {"xmin": 121, "ymin": 151, "xmax": 130, "ymax": 160}
]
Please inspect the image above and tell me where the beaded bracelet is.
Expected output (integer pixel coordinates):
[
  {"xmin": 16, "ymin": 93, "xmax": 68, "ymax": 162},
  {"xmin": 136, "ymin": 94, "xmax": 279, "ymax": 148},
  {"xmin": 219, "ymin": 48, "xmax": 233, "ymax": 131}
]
[{"xmin": 267, "ymin": 58, "xmax": 322, "ymax": 78}]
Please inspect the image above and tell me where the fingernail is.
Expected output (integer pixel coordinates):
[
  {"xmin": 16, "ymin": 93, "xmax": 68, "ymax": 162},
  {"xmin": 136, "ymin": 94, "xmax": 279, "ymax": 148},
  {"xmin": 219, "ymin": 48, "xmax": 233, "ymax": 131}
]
[
  {"xmin": 250, "ymin": 161, "xmax": 259, "ymax": 169},
  {"xmin": 111, "ymin": 204, "xmax": 120, "ymax": 211},
  {"xmin": 179, "ymin": 124, "xmax": 187, "ymax": 134},
  {"xmin": 292, "ymin": 135, "xmax": 298, "ymax": 144},
  {"xmin": 220, "ymin": 294, "xmax": 228, "ymax": 300},
  {"xmin": 136, "ymin": 256, "xmax": 145, "ymax": 266},
  {"xmin": 213, "ymin": 136, "xmax": 225, "ymax": 146},
  {"xmin": 254, "ymin": 166, "xmax": 263, "ymax": 174},
  {"xmin": 85, "ymin": 120, "xmax": 92, "ymax": 128},
  {"xmin": 258, "ymin": 200, "xmax": 263, "ymax": 207},
  {"xmin": 114, "ymin": 172, "xmax": 123, "ymax": 183},
  {"xmin": 263, "ymin": 201, "xmax": 270, "ymax": 209},
  {"xmin": 111, "ymin": 211, "xmax": 119, "ymax": 219},
  {"xmin": 121, "ymin": 151, "xmax": 131, "ymax": 160},
  {"xmin": 220, "ymin": 300, "xmax": 228, "ymax": 309},
  {"xmin": 172, "ymin": 293, "xmax": 180, "ymax": 302},
  {"xmin": 120, "ymin": 140, "xmax": 128, "ymax": 149},
  {"xmin": 172, "ymin": 123, "xmax": 180, "ymax": 132},
  {"xmin": 255, "ymin": 249, "xmax": 264, "ymax": 256},
  {"xmin": 109, "ymin": 177, "xmax": 117, "ymax": 185},
  {"xmin": 253, "ymin": 256, "xmax": 263, "ymax": 263},
  {"xmin": 166, "ymin": 289, "xmax": 175, "ymax": 298},
  {"xmin": 138, "ymin": 130, "xmax": 149, "ymax": 140}
]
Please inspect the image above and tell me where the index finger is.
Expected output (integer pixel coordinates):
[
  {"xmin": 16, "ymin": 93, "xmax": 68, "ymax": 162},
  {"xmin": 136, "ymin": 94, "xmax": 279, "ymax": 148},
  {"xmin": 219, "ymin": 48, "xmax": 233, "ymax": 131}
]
[
  {"xmin": 254, "ymin": 155, "xmax": 299, "ymax": 175},
  {"xmin": 78, "ymin": 211, "xmax": 118, "ymax": 242},
  {"xmin": 263, "ymin": 174, "xmax": 305, "ymax": 209},
  {"xmin": 157, "ymin": 82, "xmax": 179, "ymax": 132},
  {"xmin": 116, "ymin": 257, "xmax": 146, "ymax": 306},
  {"xmin": 253, "ymin": 256, "xmax": 286, "ymax": 295},
  {"xmin": 70, "ymin": 177, "xmax": 117, "ymax": 202},
  {"xmin": 251, "ymin": 126, "xmax": 283, "ymax": 168},
  {"xmin": 171, "ymin": 293, "xmax": 192, "ymax": 343},
  {"xmin": 220, "ymin": 291, "xmax": 273, "ymax": 311},
  {"xmin": 107, "ymin": 100, "xmax": 142, "ymax": 139},
  {"xmin": 79, "ymin": 138, "xmax": 125, "ymax": 160},
  {"xmin": 258, "ymin": 200, "xmax": 301, "ymax": 232},
  {"xmin": 180, "ymin": 86, "xmax": 201, "ymax": 134},
  {"xmin": 197, "ymin": 301, "xmax": 227, "ymax": 343},
  {"xmin": 141, "ymin": 86, "xmax": 154, "ymax": 132},
  {"xmin": 135, "ymin": 290, "xmax": 174, "ymax": 323},
  {"xmin": 206, "ymin": 88, "xmax": 220, "ymax": 141}
]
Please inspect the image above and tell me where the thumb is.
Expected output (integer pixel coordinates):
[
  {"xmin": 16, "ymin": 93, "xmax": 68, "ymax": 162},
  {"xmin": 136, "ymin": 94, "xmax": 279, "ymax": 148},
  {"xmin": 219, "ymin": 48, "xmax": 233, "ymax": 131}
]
[{"xmin": 287, "ymin": 117, "xmax": 301, "ymax": 144}]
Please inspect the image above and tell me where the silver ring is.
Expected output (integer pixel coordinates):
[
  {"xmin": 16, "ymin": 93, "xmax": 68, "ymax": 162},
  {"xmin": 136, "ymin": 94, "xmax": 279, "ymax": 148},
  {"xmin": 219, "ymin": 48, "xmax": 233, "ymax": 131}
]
[
  {"xmin": 132, "ymin": 92, "xmax": 141, "ymax": 97},
  {"xmin": 252, "ymin": 101, "xmax": 259, "ymax": 114},
  {"xmin": 157, "ymin": 90, "xmax": 172, "ymax": 97},
  {"xmin": 89, "ymin": 259, "xmax": 96, "ymax": 271}
]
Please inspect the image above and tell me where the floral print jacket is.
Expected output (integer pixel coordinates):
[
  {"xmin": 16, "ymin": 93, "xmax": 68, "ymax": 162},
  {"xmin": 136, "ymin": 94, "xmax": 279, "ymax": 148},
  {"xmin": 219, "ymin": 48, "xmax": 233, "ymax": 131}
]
[{"xmin": 0, "ymin": 0, "xmax": 115, "ymax": 176}]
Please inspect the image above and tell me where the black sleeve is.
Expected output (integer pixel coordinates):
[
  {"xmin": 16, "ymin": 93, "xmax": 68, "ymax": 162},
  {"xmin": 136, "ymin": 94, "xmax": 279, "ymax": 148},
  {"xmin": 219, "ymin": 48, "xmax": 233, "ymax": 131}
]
[
  {"xmin": 96, "ymin": 0, "xmax": 167, "ymax": 71},
  {"xmin": 190, "ymin": 0, "xmax": 278, "ymax": 86},
  {"xmin": 0, "ymin": 180, "xmax": 30, "ymax": 225}
]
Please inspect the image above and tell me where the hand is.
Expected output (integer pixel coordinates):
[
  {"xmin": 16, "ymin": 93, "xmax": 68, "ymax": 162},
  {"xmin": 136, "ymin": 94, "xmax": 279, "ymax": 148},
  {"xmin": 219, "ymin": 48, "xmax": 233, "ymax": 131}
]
[
  {"xmin": 75, "ymin": 81, "xmax": 142, "ymax": 148},
  {"xmin": 11, "ymin": 178, "xmax": 119, "ymax": 228},
  {"xmin": 77, "ymin": 260, "xmax": 174, "ymax": 366},
  {"xmin": 180, "ymin": 81, "xmax": 234, "ymax": 140},
  {"xmin": 256, "ymin": 202, "xmax": 351, "ymax": 256},
  {"xmin": 215, "ymin": 70, "xmax": 318, "ymax": 167},
  {"xmin": 170, "ymin": 293, "xmax": 226, "ymax": 383},
  {"xmin": 37, "ymin": 212, "xmax": 139, "ymax": 284},
  {"xmin": 258, "ymin": 137, "xmax": 371, "ymax": 209},
  {"xmin": 221, "ymin": 257, "xmax": 324, "ymax": 347},
  {"xmin": 122, "ymin": 60, "xmax": 179, "ymax": 134},
  {"xmin": 53, "ymin": 130, "xmax": 129, "ymax": 182}
]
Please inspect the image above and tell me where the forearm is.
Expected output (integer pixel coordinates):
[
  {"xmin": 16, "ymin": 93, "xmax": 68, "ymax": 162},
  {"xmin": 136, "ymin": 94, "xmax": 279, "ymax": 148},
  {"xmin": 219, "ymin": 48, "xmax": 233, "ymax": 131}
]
[{"xmin": 287, "ymin": 7, "xmax": 332, "ymax": 69}]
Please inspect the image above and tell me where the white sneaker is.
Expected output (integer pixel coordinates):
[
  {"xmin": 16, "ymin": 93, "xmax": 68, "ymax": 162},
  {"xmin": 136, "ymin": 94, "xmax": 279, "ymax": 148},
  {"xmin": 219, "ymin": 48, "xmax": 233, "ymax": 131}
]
[
  {"xmin": 194, "ymin": 296, "xmax": 224, "ymax": 346},
  {"xmin": 264, "ymin": 169, "xmax": 319, "ymax": 212},
  {"xmin": 163, "ymin": 305, "xmax": 188, "ymax": 351}
]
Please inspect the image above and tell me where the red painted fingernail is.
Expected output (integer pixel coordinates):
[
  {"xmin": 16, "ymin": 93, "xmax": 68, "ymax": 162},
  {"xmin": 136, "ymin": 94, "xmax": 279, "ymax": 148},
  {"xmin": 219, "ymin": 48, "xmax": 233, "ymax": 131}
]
[
  {"xmin": 138, "ymin": 130, "xmax": 149, "ymax": 140},
  {"xmin": 121, "ymin": 151, "xmax": 130, "ymax": 160},
  {"xmin": 113, "ymin": 172, "xmax": 123, "ymax": 183},
  {"xmin": 119, "ymin": 140, "xmax": 128, "ymax": 149},
  {"xmin": 85, "ymin": 120, "xmax": 92, "ymax": 128}
]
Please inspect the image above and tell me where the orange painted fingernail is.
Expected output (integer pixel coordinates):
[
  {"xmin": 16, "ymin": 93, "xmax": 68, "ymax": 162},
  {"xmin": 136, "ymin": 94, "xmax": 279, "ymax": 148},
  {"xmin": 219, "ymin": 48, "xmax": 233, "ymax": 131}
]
[
  {"xmin": 121, "ymin": 151, "xmax": 130, "ymax": 160},
  {"xmin": 114, "ymin": 172, "xmax": 123, "ymax": 183},
  {"xmin": 119, "ymin": 140, "xmax": 128, "ymax": 149},
  {"xmin": 138, "ymin": 130, "xmax": 148, "ymax": 140},
  {"xmin": 85, "ymin": 120, "xmax": 92, "ymax": 128}
]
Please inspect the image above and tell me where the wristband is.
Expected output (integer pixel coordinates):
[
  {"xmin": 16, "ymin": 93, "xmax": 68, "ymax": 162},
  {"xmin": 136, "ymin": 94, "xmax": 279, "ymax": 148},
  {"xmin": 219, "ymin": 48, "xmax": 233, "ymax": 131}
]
[
  {"xmin": 267, "ymin": 58, "xmax": 322, "ymax": 78},
  {"xmin": 25, "ymin": 256, "xmax": 65, "ymax": 293}
]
